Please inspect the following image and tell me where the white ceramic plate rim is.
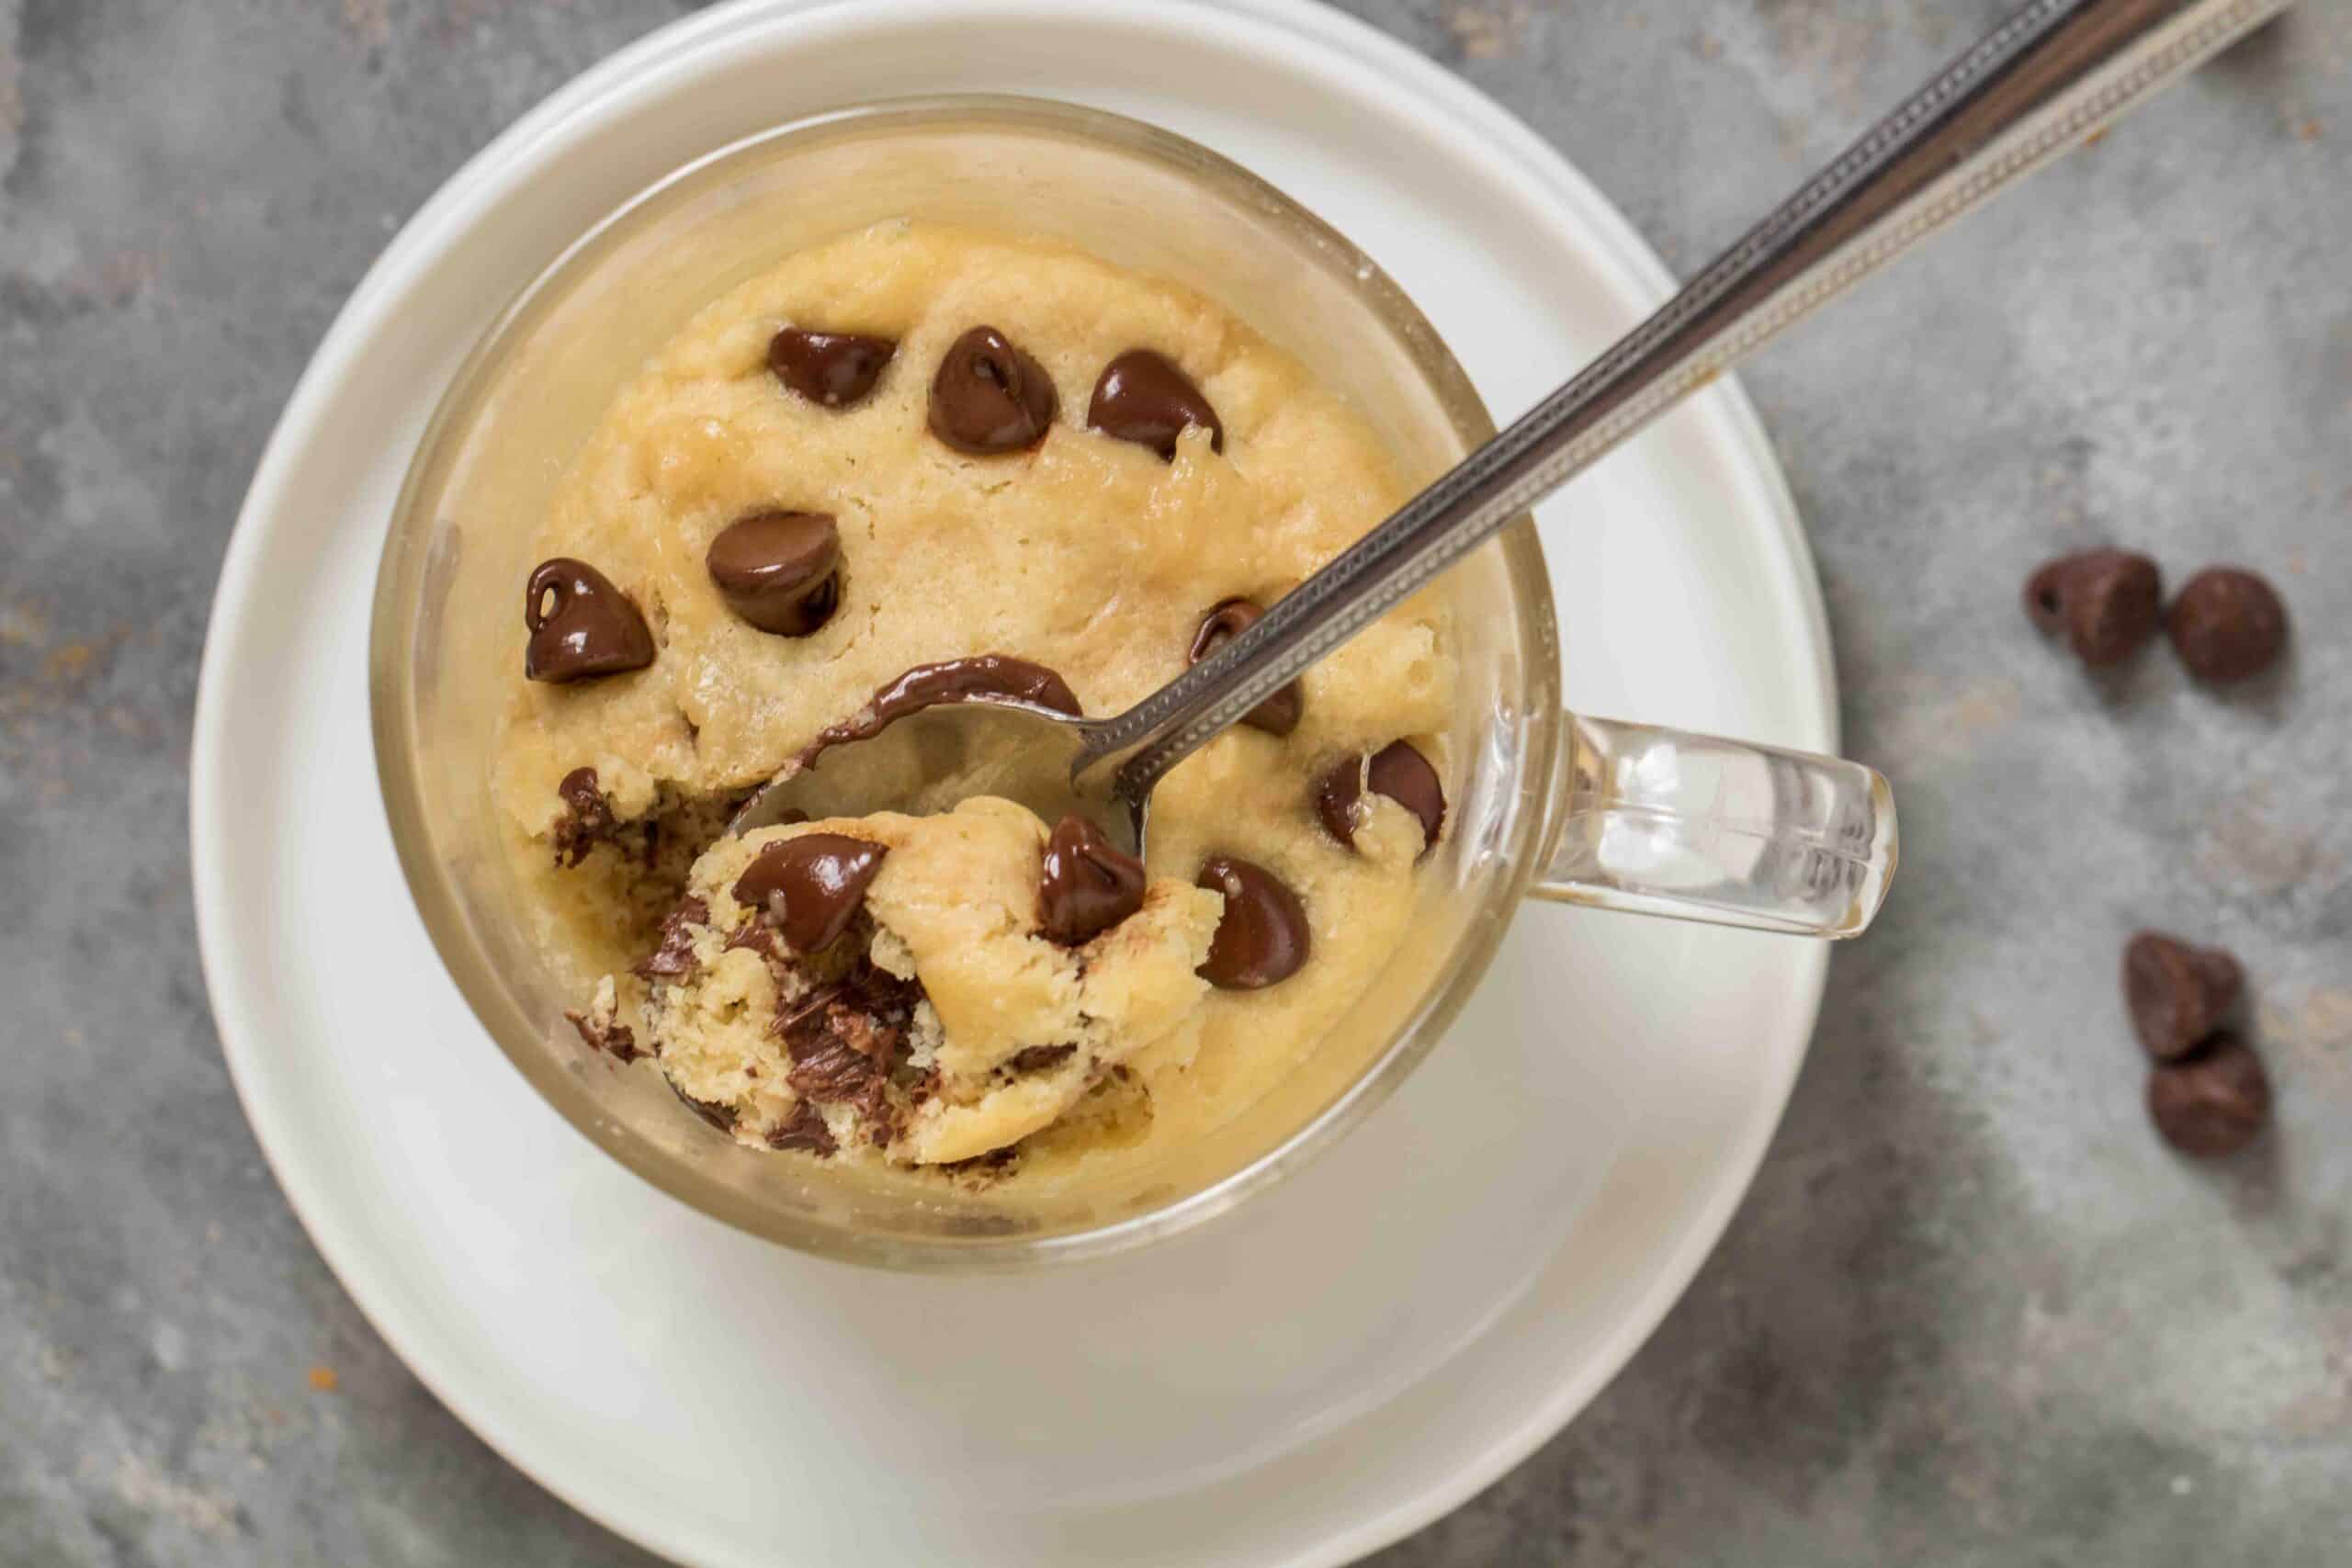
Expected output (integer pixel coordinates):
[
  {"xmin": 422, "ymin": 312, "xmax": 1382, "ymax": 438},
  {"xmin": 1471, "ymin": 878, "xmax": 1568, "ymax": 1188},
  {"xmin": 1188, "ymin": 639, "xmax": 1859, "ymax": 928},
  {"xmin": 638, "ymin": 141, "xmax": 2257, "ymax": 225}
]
[{"xmin": 189, "ymin": 1, "xmax": 1836, "ymax": 1562}]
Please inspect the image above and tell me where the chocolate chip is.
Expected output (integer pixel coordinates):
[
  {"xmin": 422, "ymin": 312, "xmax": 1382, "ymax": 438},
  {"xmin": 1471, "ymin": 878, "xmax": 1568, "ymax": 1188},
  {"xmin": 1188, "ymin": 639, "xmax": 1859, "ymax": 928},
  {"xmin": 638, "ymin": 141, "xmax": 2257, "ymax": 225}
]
[
  {"xmin": 1037, "ymin": 813, "xmax": 1148, "ymax": 945},
  {"xmin": 706, "ymin": 510, "xmax": 842, "ymax": 637},
  {"xmin": 1007, "ymin": 1044, "xmax": 1078, "ymax": 1074},
  {"xmin": 1189, "ymin": 599, "xmax": 1302, "ymax": 736},
  {"xmin": 524, "ymin": 558, "xmax": 657, "ymax": 682},
  {"xmin": 550, "ymin": 766, "xmax": 617, "ymax": 868},
  {"xmin": 928, "ymin": 325, "xmax": 1057, "ymax": 454},
  {"xmin": 564, "ymin": 1008, "xmax": 642, "ymax": 1064},
  {"xmin": 2166, "ymin": 567, "xmax": 2287, "ymax": 684},
  {"xmin": 2021, "ymin": 550, "xmax": 2161, "ymax": 666},
  {"xmin": 767, "ymin": 1100, "xmax": 838, "ymax": 1156},
  {"xmin": 1317, "ymin": 741, "xmax": 1445, "ymax": 855},
  {"xmin": 632, "ymin": 896, "xmax": 711, "ymax": 982},
  {"xmin": 731, "ymin": 833, "xmax": 888, "ymax": 953},
  {"xmin": 1087, "ymin": 348, "xmax": 1224, "ymax": 459},
  {"xmin": 2146, "ymin": 1034, "xmax": 2269, "ymax": 1157},
  {"xmin": 768, "ymin": 327, "xmax": 896, "ymax": 409},
  {"xmin": 1195, "ymin": 855, "xmax": 1309, "ymax": 989},
  {"xmin": 2123, "ymin": 931, "xmax": 2243, "ymax": 1061}
]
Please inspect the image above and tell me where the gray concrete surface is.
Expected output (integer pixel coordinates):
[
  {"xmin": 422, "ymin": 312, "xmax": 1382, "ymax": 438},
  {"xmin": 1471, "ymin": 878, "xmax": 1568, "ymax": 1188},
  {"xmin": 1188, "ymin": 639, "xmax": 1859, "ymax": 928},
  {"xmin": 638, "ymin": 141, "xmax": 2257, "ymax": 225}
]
[{"xmin": 3, "ymin": 1, "xmax": 2346, "ymax": 1563}]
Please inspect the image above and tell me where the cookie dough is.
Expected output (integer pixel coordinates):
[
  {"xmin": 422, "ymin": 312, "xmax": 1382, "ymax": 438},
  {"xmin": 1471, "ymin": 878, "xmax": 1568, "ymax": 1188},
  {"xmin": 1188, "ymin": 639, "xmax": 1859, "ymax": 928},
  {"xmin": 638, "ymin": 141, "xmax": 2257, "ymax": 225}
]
[{"xmin": 501, "ymin": 219, "xmax": 1455, "ymax": 1184}]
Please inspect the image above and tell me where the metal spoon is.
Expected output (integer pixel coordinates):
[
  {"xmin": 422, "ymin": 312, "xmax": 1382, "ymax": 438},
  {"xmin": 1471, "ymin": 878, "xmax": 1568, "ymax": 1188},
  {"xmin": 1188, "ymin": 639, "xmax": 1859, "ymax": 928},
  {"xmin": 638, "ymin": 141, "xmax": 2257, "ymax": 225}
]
[{"xmin": 734, "ymin": 0, "xmax": 2285, "ymax": 852}]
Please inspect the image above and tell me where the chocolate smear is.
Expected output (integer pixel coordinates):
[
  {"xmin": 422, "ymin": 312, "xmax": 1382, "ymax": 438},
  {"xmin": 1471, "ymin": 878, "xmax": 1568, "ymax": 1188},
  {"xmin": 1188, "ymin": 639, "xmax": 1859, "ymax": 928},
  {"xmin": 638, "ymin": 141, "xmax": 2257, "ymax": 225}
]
[
  {"xmin": 632, "ymin": 896, "xmax": 711, "ymax": 982},
  {"xmin": 550, "ymin": 767, "xmax": 617, "ymax": 868},
  {"xmin": 797, "ymin": 654, "xmax": 1081, "ymax": 771},
  {"xmin": 564, "ymin": 1009, "xmax": 643, "ymax": 1064},
  {"xmin": 767, "ymin": 1100, "xmax": 839, "ymax": 1156}
]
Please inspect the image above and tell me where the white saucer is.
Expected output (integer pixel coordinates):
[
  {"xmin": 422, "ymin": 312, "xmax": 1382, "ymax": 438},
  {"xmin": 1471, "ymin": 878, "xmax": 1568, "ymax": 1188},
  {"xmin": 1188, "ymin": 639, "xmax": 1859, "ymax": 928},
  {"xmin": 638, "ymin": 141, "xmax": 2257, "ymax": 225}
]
[{"xmin": 190, "ymin": 2, "xmax": 1836, "ymax": 1563}]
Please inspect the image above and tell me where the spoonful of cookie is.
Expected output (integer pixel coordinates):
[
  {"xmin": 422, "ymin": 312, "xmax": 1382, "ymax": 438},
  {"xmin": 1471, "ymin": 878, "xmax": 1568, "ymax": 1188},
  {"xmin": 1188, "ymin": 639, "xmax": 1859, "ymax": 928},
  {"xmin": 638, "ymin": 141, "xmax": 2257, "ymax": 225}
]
[{"xmin": 733, "ymin": 0, "xmax": 2284, "ymax": 897}]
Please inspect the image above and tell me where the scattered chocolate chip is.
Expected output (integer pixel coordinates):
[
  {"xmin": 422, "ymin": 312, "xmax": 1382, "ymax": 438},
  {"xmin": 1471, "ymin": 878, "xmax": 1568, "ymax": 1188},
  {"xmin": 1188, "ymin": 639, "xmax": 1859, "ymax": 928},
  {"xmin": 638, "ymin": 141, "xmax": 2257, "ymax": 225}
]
[
  {"xmin": 669, "ymin": 1081, "xmax": 739, "ymax": 1134},
  {"xmin": 767, "ymin": 1100, "xmax": 838, "ymax": 1156},
  {"xmin": 2123, "ymin": 931, "xmax": 2244, "ymax": 1061},
  {"xmin": 1316, "ymin": 740, "xmax": 1446, "ymax": 855},
  {"xmin": 2146, "ymin": 1034, "xmax": 2269, "ymax": 1157},
  {"xmin": 2021, "ymin": 549, "xmax": 2162, "ymax": 666},
  {"xmin": 706, "ymin": 510, "xmax": 842, "ymax": 637},
  {"xmin": 550, "ymin": 767, "xmax": 617, "ymax": 868},
  {"xmin": 1195, "ymin": 855, "xmax": 1310, "ymax": 989},
  {"xmin": 1087, "ymin": 348, "xmax": 1223, "ymax": 459},
  {"xmin": 1189, "ymin": 599, "xmax": 1302, "ymax": 736},
  {"xmin": 523, "ymin": 558, "xmax": 657, "ymax": 683},
  {"xmin": 928, "ymin": 325, "xmax": 1057, "ymax": 454},
  {"xmin": 732, "ymin": 833, "xmax": 888, "ymax": 953},
  {"xmin": 1007, "ymin": 1044, "xmax": 1078, "ymax": 1074},
  {"xmin": 768, "ymin": 326, "xmax": 896, "ymax": 409},
  {"xmin": 564, "ymin": 1008, "xmax": 642, "ymax": 1064},
  {"xmin": 797, "ymin": 654, "xmax": 1082, "ymax": 770},
  {"xmin": 2166, "ymin": 567, "xmax": 2288, "ymax": 684},
  {"xmin": 1037, "ymin": 813, "xmax": 1148, "ymax": 945},
  {"xmin": 632, "ymin": 896, "xmax": 711, "ymax": 982}
]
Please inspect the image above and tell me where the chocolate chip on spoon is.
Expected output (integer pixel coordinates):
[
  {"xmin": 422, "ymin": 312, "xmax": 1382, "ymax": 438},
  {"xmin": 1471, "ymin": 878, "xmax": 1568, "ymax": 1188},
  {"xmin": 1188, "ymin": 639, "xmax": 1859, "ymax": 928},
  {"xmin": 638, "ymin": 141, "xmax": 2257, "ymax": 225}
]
[
  {"xmin": 1189, "ymin": 599, "xmax": 1302, "ymax": 737},
  {"xmin": 707, "ymin": 510, "xmax": 842, "ymax": 637},
  {"xmin": 768, "ymin": 327, "xmax": 896, "ymax": 409},
  {"xmin": 1195, "ymin": 855, "xmax": 1309, "ymax": 989},
  {"xmin": 1087, "ymin": 349, "xmax": 1224, "ymax": 459},
  {"xmin": 523, "ymin": 558, "xmax": 657, "ymax": 683},
  {"xmin": 2123, "ymin": 931, "xmax": 2243, "ymax": 1061},
  {"xmin": 731, "ymin": 833, "xmax": 888, "ymax": 953},
  {"xmin": 2146, "ymin": 1034, "xmax": 2269, "ymax": 1157},
  {"xmin": 2166, "ymin": 567, "xmax": 2287, "ymax": 684},
  {"xmin": 1317, "ymin": 740, "xmax": 1446, "ymax": 855},
  {"xmin": 1038, "ymin": 813, "xmax": 1148, "ymax": 945},
  {"xmin": 928, "ymin": 325, "xmax": 1057, "ymax": 454},
  {"xmin": 2022, "ymin": 549, "xmax": 2162, "ymax": 666}
]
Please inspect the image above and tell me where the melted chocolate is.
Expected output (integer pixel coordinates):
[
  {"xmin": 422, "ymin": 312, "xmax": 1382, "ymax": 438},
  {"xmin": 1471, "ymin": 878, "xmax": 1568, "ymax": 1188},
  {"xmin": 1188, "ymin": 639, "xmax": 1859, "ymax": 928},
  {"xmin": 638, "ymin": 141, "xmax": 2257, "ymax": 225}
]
[
  {"xmin": 1036, "ymin": 812, "xmax": 1147, "ymax": 945},
  {"xmin": 797, "ymin": 654, "xmax": 1081, "ymax": 771},
  {"xmin": 731, "ymin": 833, "xmax": 888, "ymax": 953}
]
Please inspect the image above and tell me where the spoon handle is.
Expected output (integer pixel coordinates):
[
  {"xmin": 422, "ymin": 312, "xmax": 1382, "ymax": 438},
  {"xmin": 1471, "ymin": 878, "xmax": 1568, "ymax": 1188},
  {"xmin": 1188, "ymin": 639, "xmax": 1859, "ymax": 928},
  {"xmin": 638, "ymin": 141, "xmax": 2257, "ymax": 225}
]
[{"xmin": 1085, "ymin": 0, "xmax": 2286, "ymax": 800}]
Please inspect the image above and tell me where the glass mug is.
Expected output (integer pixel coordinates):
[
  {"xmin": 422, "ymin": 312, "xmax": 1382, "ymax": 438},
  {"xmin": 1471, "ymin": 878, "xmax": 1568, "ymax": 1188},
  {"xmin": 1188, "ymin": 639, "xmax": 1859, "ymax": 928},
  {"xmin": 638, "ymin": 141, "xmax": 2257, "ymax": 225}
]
[{"xmin": 371, "ymin": 98, "xmax": 1895, "ymax": 1270}]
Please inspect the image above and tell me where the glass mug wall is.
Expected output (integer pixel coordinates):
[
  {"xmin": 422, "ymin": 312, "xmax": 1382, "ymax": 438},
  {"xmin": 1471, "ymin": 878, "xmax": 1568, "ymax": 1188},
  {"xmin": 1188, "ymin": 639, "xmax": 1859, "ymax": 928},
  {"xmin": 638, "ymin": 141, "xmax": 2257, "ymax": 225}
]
[{"xmin": 371, "ymin": 99, "xmax": 1894, "ymax": 1269}]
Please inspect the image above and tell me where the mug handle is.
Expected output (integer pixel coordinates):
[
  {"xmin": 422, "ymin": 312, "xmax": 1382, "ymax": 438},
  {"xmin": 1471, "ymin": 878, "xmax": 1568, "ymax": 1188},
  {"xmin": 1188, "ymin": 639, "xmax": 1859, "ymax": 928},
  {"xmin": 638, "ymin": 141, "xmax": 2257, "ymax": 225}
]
[{"xmin": 1532, "ymin": 715, "xmax": 1896, "ymax": 939}]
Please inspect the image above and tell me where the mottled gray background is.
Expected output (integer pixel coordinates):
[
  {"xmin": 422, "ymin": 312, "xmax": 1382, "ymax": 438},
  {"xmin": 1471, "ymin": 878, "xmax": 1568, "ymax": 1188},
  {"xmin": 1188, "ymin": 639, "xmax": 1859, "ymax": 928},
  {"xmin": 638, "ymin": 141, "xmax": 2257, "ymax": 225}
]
[{"xmin": 4, "ymin": 0, "xmax": 2346, "ymax": 1563}]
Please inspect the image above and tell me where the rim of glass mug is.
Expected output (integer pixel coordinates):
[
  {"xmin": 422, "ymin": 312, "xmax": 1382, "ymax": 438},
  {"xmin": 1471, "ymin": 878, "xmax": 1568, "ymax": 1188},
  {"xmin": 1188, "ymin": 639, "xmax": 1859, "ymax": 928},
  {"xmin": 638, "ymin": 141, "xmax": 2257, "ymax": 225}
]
[{"xmin": 373, "ymin": 97, "xmax": 1559, "ymax": 1269}]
